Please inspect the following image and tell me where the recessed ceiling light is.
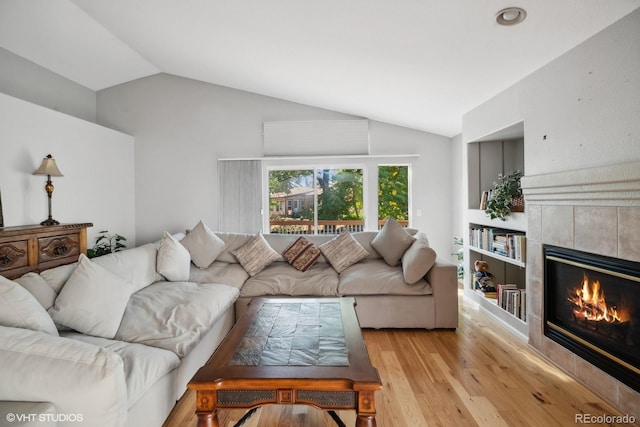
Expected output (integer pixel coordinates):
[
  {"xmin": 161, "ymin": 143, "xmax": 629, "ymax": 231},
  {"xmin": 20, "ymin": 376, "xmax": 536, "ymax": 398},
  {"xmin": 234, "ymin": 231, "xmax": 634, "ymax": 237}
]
[{"xmin": 496, "ymin": 7, "xmax": 527, "ymax": 26}]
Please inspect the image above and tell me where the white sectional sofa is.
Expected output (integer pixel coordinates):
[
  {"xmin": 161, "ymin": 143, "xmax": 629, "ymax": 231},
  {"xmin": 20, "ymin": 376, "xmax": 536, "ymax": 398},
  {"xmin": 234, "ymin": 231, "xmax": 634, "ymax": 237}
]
[
  {"xmin": 0, "ymin": 243, "xmax": 238, "ymax": 427},
  {"xmin": 0, "ymin": 218, "xmax": 457, "ymax": 427}
]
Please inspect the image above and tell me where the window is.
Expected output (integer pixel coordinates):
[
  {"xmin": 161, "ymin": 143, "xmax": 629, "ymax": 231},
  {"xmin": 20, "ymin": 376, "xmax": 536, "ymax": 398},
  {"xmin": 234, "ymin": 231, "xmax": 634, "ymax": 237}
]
[
  {"xmin": 378, "ymin": 165, "xmax": 409, "ymax": 228},
  {"xmin": 266, "ymin": 162, "xmax": 411, "ymax": 234},
  {"xmin": 269, "ymin": 168, "xmax": 364, "ymax": 234}
]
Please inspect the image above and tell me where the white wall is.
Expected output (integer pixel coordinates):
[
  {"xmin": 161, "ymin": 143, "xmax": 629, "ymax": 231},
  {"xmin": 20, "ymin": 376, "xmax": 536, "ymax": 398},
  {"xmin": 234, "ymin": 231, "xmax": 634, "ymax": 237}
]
[
  {"xmin": 0, "ymin": 93, "xmax": 135, "ymax": 247},
  {"xmin": 0, "ymin": 47, "xmax": 96, "ymax": 122},
  {"xmin": 463, "ymin": 8, "xmax": 640, "ymax": 175},
  {"xmin": 97, "ymin": 73, "xmax": 454, "ymax": 258}
]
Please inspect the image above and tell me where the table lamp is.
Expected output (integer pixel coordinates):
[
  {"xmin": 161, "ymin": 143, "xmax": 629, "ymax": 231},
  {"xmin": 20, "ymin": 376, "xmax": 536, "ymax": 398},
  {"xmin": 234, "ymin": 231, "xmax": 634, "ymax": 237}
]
[{"xmin": 33, "ymin": 154, "xmax": 64, "ymax": 226}]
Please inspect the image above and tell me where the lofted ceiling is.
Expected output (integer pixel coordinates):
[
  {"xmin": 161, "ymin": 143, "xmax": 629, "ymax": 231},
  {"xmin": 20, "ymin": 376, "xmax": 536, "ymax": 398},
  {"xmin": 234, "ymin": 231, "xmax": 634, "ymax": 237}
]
[{"xmin": 0, "ymin": 0, "xmax": 639, "ymax": 137}]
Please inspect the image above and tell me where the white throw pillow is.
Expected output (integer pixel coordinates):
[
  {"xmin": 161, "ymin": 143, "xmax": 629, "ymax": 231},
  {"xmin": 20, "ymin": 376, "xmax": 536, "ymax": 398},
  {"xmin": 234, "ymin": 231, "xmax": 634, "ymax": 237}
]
[
  {"xmin": 157, "ymin": 231, "xmax": 191, "ymax": 281},
  {"xmin": 319, "ymin": 232, "xmax": 369, "ymax": 273},
  {"xmin": 0, "ymin": 275, "xmax": 58, "ymax": 336},
  {"xmin": 14, "ymin": 272, "xmax": 58, "ymax": 310},
  {"xmin": 232, "ymin": 233, "xmax": 280, "ymax": 276},
  {"xmin": 180, "ymin": 220, "xmax": 226, "ymax": 268},
  {"xmin": 402, "ymin": 233, "xmax": 437, "ymax": 285},
  {"xmin": 49, "ymin": 254, "xmax": 133, "ymax": 339},
  {"xmin": 371, "ymin": 216, "xmax": 416, "ymax": 266}
]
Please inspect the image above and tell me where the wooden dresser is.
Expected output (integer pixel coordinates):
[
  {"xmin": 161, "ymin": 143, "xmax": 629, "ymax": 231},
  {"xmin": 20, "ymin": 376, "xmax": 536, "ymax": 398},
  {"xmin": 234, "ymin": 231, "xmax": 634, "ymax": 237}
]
[{"xmin": 0, "ymin": 223, "xmax": 92, "ymax": 279}]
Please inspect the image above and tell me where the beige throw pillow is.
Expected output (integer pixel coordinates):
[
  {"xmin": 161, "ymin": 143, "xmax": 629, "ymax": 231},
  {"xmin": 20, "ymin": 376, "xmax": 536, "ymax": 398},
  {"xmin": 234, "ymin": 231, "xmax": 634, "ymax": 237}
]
[
  {"xmin": 371, "ymin": 217, "xmax": 416, "ymax": 266},
  {"xmin": 402, "ymin": 233, "xmax": 437, "ymax": 284},
  {"xmin": 180, "ymin": 220, "xmax": 226, "ymax": 269},
  {"xmin": 319, "ymin": 232, "xmax": 369, "ymax": 273},
  {"xmin": 232, "ymin": 233, "xmax": 280, "ymax": 276},
  {"xmin": 157, "ymin": 231, "xmax": 191, "ymax": 281},
  {"xmin": 49, "ymin": 254, "xmax": 134, "ymax": 338},
  {"xmin": 0, "ymin": 275, "xmax": 58, "ymax": 336}
]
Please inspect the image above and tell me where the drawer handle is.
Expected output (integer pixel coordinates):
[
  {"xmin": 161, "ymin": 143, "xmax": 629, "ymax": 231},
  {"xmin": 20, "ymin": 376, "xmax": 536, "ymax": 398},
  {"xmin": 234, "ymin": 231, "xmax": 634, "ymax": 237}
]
[
  {"xmin": 0, "ymin": 245, "xmax": 26, "ymax": 268},
  {"xmin": 41, "ymin": 238, "xmax": 78, "ymax": 259}
]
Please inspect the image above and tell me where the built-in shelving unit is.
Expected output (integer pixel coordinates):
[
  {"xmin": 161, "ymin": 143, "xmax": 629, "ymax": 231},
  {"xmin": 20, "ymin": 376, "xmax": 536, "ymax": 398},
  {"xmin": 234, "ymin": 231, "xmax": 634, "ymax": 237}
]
[{"xmin": 464, "ymin": 122, "xmax": 528, "ymax": 338}]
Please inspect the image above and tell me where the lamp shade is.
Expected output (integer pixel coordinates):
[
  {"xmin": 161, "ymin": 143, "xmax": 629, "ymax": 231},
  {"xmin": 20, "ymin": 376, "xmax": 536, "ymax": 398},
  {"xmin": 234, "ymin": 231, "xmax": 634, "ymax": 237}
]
[{"xmin": 33, "ymin": 154, "xmax": 63, "ymax": 177}]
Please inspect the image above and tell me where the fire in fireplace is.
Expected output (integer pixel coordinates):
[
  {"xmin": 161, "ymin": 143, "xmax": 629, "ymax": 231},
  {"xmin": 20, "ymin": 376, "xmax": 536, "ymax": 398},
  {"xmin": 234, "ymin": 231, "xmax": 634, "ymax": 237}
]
[{"xmin": 544, "ymin": 245, "xmax": 640, "ymax": 392}]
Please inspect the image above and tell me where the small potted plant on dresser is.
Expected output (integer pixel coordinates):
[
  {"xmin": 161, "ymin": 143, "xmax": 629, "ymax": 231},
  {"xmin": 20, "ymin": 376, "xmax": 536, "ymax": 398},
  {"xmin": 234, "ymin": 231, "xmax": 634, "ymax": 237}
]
[
  {"xmin": 87, "ymin": 230, "xmax": 127, "ymax": 258},
  {"xmin": 485, "ymin": 170, "xmax": 524, "ymax": 220}
]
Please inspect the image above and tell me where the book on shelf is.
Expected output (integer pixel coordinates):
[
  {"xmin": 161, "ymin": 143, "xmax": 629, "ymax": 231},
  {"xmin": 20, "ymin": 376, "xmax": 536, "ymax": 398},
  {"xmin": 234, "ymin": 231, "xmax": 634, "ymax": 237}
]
[
  {"xmin": 497, "ymin": 284, "xmax": 526, "ymax": 321},
  {"xmin": 480, "ymin": 191, "xmax": 489, "ymax": 210},
  {"xmin": 475, "ymin": 288, "xmax": 497, "ymax": 299},
  {"xmin": 469, "ymin": 226, "xmax": 526, "ymax": 262}
]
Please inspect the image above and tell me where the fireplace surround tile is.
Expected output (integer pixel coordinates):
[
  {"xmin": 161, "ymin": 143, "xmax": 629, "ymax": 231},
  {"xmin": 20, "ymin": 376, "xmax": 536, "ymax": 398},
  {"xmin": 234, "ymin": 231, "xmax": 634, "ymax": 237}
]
[
  {"xmin": 542, "ymin": 205, "xmax": 574, "ymax": 248},
  {"xmin": 618, "ymin": 207, "xmax": 640, "ymax": 262},
  {"xmin": 618, "ymin": 381, "xmax": 640, "ymax": 418},
  {"xmin": 575, "ymin": 206, "xmax": 617, "ymax": 257},
  {"xmin": 527, "ymin": 240, "xmax": 543, "ymax": 318},
  {"xmin": 574, "ymin": 356, "xmax": 618, "ymax": 401}
]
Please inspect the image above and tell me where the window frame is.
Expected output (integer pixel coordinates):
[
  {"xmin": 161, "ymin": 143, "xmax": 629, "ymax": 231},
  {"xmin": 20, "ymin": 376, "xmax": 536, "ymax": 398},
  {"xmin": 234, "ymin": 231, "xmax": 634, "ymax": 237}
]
[{"xmin": 263, "ymin": 160, "xmax": 412, "ymax": 234}]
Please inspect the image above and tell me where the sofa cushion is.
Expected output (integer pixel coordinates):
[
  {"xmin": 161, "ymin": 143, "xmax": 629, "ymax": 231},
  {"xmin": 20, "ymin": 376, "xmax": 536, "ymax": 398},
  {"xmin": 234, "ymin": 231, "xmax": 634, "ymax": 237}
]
[
  {"xmin": 232, "ymin": 233, "xmax": 280, "ymax": 276},
  {"xmin": 39, "ymin": 262, "xmax": 77, "ymax": 293},
  {"xmin": 338, "ymin": 259, "xmax": 433, "ymax": 296},
  {"xmin": 157, "ymin": 231, "xmax": 191, "ymax": 281},
  {"xmin": 282, "ymin": 236, "xmax": 321, "ymax": 271},
  {"xmin": 402, "ymin": 233, "xmax": 437, "ymax": 285},
  {"xmin": 180, "ymin": 220, "xmax": 226, "ymax": 268},
  {"xmin": 319, "ymin": 232, "xmax": 369, "ymax": 273},
  {"xmin": 371, "ymin": 217, "xmax": 416, "ymax": 266},
  {"xmin": 0, "ymin": 402, "xmax": 57, "ymax": 426},
  {"xmin": 60, "ymin": 332, "xmax": 180, "ymax": 408},
  {"xmin": 115, "ymin": 281, "xmax": 239, "ymax": 357},
  {"xmin": 0, "ymin": 275, "xmax": 58, "ymax": 336},
  {"xmin": 0, "ymin": 325, "xmax": 128, "ymax": 427},
  {"xmin": 93, "ymin": 244, "xmax": 162, "ymax": 292},
  {"xmin": 49, "ymin": 254, "xmax": 134, "ymax": 339},
  {"xmin": 188, "ymin": 261, "xmax": 249, "ymax": 290},
  {"xmin": 240, "ymin": 262, "xmax": 339, "ymax": 297},
  {"xmin": 14, "ymin": 272, "xmax": 58, "ymax": 311}
]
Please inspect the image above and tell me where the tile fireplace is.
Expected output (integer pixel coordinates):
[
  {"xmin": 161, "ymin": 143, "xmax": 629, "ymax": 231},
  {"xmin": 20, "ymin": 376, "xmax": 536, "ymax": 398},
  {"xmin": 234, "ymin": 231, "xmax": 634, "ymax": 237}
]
[
  {"xmin": 544, "ymin": 244, "xmax": 640, "ymax": 393},
  {"xmin": 521, "ymin": 161, "xmax": 640, "ymax": 417}
]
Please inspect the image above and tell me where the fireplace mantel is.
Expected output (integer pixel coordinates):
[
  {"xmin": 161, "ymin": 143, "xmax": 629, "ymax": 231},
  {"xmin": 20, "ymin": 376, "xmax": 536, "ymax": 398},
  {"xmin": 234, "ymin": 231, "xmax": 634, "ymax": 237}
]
[{"xmin": 521, "ymin": 161, "xmax": 640, "ymax": 206}]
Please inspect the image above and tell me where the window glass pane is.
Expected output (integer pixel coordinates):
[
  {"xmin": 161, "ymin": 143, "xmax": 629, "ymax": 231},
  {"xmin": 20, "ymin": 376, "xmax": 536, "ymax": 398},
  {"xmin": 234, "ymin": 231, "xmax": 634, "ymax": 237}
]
[
  {"xmin": 378, "ymin": 165, "xmax": 409, "ymax": 228},
  {"xmin": 317, "ymin": 169, "xmax": 364, "ymax": 234},
  {"xmin": 269, "ymin": 169, "xmax": 315, "ymax": 234},
  {"xmin": 268, "ymin": 168, "xmax": 364, "ymax": 234}
]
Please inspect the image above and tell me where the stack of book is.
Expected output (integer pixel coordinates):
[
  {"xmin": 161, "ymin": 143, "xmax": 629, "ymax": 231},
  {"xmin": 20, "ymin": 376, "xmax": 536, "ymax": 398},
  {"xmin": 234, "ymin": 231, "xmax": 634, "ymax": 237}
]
[
  {"xmin": 497, "ymin": 284, "xmax": 526, "ymax": 321},
  {"xmin": 469, "ymin": 226, "xmax": 526, "ymax": 262}
]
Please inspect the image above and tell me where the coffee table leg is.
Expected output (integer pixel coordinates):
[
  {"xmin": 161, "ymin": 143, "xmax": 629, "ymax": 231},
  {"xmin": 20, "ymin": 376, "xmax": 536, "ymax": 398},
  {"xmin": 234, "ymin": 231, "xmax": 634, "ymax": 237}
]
[
  {"xmin": 196, "ymin": 410, "xmax": 219, "ymax": 427},
  {"xmin": 355, "ymin": 390, "xmax": 377, "ymax": 427},
  {"xmin": 195, "ymin": 391, "xmax": 219, "ymax": 427},
  {"xmin": 356, "ymin": 414, "xmax": 376, "ymax": 427}
]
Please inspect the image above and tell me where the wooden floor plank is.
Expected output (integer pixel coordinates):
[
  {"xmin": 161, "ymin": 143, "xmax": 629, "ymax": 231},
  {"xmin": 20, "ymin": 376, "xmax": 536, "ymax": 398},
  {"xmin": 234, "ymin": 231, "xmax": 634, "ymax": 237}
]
[{"xmin": 164, "ymin": 292, "xmax": 632, "ymax": 427}]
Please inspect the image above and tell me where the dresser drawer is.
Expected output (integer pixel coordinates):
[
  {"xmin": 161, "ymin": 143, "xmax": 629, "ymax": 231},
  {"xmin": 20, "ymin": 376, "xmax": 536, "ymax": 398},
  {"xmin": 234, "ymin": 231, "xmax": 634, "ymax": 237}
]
[
  {"xmin": 0, "ymin": 223, "xmax": 91, "ymax": 279},
  {"xmin": 38, "ymin": 234, "xmax": 81, "ymax": 264},
  {"xmin": 0, "ymin": 239, "xmax": 29, "ymax": 273}
]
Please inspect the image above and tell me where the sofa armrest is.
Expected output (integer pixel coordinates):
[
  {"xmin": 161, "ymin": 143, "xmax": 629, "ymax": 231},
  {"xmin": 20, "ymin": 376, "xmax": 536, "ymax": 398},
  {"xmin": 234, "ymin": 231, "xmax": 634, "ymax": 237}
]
[
  {"xmin": 425, "ymin": 260, "xmax": 459, "ymax": 328},
  {"xmin": 0, "ymin": 326, "xmax": 128, "ymax": 427}
]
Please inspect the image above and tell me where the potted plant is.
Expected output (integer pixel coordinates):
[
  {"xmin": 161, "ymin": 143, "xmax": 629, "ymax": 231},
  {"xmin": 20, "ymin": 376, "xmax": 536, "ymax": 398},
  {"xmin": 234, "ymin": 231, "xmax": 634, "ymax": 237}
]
[
  {"xmin": 452, "ymin": 236, "xmax": 464, "ymax": 279},
  {"xmin": 87, "ymin": 230, "xmax": 127, "ymax": 258},
  {"xmin": 485, "ymin": 170, "xmax": 523, "ymax": 220}
]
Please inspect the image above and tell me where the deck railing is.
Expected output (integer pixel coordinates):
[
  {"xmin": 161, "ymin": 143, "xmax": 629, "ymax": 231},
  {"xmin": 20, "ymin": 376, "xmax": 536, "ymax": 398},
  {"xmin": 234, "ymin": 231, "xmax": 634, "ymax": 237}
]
[{"xmin": 269, "ymin": 219, "xmax": 409, "ymax": 234}]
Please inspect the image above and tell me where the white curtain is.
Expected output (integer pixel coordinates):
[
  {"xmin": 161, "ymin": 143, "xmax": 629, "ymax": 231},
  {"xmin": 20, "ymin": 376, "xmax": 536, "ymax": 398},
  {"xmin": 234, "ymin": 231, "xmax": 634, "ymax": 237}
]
[{"xmin": 219, "ymin": 159, "xmax": 262, "ymax": 233}]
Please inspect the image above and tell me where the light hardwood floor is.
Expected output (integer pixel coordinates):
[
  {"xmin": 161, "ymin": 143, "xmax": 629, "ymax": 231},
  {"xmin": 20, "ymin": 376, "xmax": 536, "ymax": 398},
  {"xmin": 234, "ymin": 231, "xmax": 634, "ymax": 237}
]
[{"xmin": 163, "ymin": 292, "xmax": 632, "ymax": 427}]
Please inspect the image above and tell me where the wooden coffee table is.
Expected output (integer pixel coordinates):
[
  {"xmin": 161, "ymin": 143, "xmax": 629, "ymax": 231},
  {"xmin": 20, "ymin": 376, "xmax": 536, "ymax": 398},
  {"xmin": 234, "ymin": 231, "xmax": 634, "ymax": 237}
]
[{"xmin": 188, "ymin": 297, "xmax": 382, "ymax": 427}]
